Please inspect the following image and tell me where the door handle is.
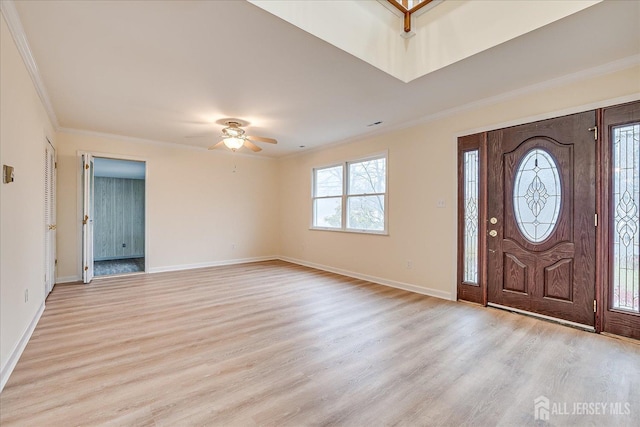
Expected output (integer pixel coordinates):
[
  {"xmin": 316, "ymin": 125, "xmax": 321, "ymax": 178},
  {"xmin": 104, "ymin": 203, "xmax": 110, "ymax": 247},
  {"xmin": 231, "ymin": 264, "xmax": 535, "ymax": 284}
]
[
  {"xmin": 48, "ymin": 224, "xmax": 57, "ymax": 230},
  {"xmin": 489, "ymin": 230, "xmax": 497, "ymax": 237}
]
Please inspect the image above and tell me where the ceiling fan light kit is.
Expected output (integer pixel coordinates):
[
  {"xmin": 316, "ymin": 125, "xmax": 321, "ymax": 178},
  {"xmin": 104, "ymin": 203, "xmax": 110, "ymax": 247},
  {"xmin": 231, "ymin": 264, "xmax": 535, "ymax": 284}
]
[
  {"xmin": 208, "ymin": 120, "xmax": 278, "ymax": 153},
  {"xmin": 223, "ymin": 137, "xmax": 244, "ymax": 151}
]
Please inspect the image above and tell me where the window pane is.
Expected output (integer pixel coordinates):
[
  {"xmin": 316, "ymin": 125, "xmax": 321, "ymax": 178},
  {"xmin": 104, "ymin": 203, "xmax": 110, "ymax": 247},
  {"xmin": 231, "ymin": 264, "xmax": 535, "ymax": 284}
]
[
  {"xmin": 612, "ymin": 123, "xmax": 640, "ymax": 313},
  {"xmin": 347, "ymin": 195, "xmax": 384, "ymax": 231},
  {"xmin": 513, "ymin": 149, "xmax": 561, "ymax": 243},
  {"xmin": 463, "ymin": 150, "xmax": 479, "ymax": 284},
  {"xmin": 313, "ymin": 197, "xmax": 342, "ymax": 228},
  {"xmin": 315, "ymin": 166, "xmax": 343, "ymax": 197},
  {"xmin": 348, "ymin": 158, "xmax": 386, "ymax": 195}
]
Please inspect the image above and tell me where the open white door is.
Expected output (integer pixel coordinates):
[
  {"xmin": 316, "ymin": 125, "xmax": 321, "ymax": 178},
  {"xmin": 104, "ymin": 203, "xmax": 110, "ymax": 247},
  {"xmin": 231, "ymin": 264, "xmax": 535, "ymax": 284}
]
[{"xmin": 82, "ymin": 154, "xmax": 94, "ymax": 283}]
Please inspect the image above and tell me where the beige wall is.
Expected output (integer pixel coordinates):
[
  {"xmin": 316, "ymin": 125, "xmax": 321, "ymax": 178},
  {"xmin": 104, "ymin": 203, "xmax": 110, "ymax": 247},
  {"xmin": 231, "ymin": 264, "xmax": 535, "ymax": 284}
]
[
  {"xmin": 55, "ymin": 132, "xmax": 280, "ymax": 280},
  {"xmin": 277, "ymin": 65, "xmax": 640, "ymax": 300},
  {"xmin": 0, "ymin": 15, "xmax": 55, "ymax": 377}
]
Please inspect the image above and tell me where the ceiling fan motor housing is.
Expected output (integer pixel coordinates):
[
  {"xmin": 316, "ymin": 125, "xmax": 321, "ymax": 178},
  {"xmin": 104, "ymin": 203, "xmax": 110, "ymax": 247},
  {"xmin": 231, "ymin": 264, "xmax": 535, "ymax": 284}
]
[{"xmin": 223, "ymin": 121, "xmax": 245, "ymax": 138}]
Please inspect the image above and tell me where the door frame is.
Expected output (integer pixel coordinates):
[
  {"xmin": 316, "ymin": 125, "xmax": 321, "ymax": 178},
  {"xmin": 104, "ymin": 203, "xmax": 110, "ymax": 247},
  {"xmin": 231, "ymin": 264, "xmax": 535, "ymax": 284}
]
[
  {"xmin": 456, "ymin": 96, "xmax": 640, "ymax": 335},
  {"xmin": 76, "ymin": 150, "xmax": 149, "ymax": 281},
  {"xmin": 599, "ymin": 102, "xmax": 640, "ymax": 339},
  {"xmin": 82, "ymin": 153, "xmax": 94, "ymax": 283}
]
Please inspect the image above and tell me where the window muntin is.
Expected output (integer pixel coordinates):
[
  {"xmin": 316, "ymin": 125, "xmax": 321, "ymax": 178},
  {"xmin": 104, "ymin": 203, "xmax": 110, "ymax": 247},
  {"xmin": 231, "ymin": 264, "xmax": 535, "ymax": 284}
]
[
  {"xmin": 312, "ymin": 154, "xmax": 387, "ymax": 233},
  {"xmin": 463, "ymin": 150, "xmax": 479, "ymax": 284},
  {"xmin": 612, "ymin": 123, "xmax": 640, "ymax": 313}
]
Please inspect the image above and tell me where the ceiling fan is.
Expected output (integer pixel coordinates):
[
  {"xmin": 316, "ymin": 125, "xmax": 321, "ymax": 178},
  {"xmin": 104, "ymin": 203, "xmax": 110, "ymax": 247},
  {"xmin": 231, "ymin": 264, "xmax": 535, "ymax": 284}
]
[{"xmin": 208, "ymin": 121, "xmax": 277, "ymax": 152}]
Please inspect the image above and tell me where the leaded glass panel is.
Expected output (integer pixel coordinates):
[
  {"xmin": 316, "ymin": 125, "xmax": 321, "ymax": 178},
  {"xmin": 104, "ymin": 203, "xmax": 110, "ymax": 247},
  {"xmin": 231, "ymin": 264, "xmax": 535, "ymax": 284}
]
[
  {"xmin": 513, "ymin": 149, "xmax": 561, "ymax": 243},
  {"xmin": 463, "ymin": 150, "xmax": 479, "ymax": 283},
  {"xmin": 612, "ymin": 123, "xmax": 640, "ymax": 313}
]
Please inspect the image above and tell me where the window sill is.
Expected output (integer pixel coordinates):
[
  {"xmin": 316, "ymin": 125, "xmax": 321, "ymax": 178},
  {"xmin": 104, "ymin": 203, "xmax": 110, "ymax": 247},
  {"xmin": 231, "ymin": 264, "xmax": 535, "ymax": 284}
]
[{"xmin": 309, "ymin": 227, "xmax": 388, "ymax": 236}]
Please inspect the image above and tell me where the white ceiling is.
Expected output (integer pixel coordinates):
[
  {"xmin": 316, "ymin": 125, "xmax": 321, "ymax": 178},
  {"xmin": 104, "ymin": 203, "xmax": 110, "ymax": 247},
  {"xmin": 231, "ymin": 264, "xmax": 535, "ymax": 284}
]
[{"xmin": 8, "ymin": 0, "xmax": 640, "ymax": 157}]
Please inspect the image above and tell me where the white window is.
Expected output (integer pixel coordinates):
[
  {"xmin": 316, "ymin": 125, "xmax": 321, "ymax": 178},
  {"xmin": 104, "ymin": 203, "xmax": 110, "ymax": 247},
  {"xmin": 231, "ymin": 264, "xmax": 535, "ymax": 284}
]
[{"xmin": 312, "ymin": 154, "xmax": 387, "ymax": 234}]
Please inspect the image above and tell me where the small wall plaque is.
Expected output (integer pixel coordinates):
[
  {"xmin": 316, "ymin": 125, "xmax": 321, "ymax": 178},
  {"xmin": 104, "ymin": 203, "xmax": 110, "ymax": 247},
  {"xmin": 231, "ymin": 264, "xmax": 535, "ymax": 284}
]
[{"xmin": 3, "ymin": 165, "xmax": 14, "ymax": 183}]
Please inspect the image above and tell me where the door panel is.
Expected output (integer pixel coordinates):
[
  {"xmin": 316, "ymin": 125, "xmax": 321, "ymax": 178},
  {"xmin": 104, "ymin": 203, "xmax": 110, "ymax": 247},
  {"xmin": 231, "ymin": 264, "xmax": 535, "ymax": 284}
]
[{"xmin": 487, "ymin": 111, "xmax": 596, "ymax": 326}]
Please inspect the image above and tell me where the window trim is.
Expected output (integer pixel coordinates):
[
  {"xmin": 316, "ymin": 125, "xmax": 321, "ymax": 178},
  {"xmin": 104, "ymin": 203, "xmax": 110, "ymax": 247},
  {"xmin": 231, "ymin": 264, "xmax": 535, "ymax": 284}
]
[{"xmin": 311, "ymin": 151, "xmax": 388, "ymax": 235}]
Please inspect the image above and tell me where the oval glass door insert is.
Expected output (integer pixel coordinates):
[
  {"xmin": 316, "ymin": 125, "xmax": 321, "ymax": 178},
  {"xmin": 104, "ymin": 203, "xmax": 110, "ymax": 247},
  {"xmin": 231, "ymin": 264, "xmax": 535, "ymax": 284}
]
[{"xmin": 513, "ymin": 148, "xmax": 562, "ymax": 243}]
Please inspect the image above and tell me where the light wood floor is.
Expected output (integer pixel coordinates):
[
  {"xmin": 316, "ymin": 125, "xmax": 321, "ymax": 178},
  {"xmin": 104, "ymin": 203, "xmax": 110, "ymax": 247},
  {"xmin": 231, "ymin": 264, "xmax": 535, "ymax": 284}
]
[{"xmin": 1, "ymin": 261, "xmax": 638, "ymax": 426}]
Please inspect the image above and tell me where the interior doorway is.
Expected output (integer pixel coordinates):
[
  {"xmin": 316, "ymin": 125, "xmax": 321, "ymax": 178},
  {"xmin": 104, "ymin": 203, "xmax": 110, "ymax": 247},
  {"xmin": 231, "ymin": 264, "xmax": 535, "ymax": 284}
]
[{"xmin": 82, "ymin": 155, "xmax": 146, "ymax": 282}]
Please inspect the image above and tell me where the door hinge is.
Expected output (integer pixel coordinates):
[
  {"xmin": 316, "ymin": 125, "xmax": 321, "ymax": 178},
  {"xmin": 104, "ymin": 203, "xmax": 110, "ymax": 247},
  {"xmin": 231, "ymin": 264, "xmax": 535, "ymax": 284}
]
[
  {"xmin": 595, "ymin": 213, "xmax": 598, "ymax": 227},
  {"xmin": 55, "ymin": 259, "xmax": 58, "ymax": 265},
  {"xmin": 85, "ymin": 163, "xmax": 89, "ymax": 170},
  {"xmin": 84, "ymin": 266, "xmax": 88, "ymax": 271},
  {"xmin": 588, "ymin": 126, "xmax": 598, "ymax": 141},
  {"xmin": 55, "ymin": 162, "xmax": 57, "ymax": 169},
  {"xmin": 593, "ymin": 300, "xmax": 597, "ymax": 312}
]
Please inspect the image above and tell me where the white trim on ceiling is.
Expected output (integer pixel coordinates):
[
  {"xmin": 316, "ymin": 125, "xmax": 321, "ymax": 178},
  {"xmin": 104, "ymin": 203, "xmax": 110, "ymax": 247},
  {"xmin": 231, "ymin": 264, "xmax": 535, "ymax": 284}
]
[
  {"xmin": 412, "ymin": 53, "xmax": 640, "ymax": 133},
  {"xmin": 1, "ymin": 0, "xmax": 59, "ymax": 129},
  {"xmin": 282, "ymin": 53, "xmax": 640, "ymax": 159}
]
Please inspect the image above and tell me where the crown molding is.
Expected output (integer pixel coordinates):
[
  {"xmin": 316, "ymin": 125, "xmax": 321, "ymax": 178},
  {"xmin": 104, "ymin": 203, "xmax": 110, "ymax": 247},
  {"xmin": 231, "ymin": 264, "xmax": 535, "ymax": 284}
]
[
  {"xmin": 395, "ymin": 53, "xmax": 640, "ymax": 133},
  {"xmin": 282, "ymin": 53, "xmax": 640, "ymax": 160},
  {"xmin": 1, "ymin": 0, "xmax": 59, "ymax": 129}
]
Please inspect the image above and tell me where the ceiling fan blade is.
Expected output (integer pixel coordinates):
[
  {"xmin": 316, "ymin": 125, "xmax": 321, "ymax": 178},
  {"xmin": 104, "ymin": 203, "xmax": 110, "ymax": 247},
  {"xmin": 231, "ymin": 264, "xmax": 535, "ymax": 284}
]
[
  {"xmin": 208, "ymin": 141, "xmax": 224, "ymax": 150},
  {"xmin": 247, "ymin": 135, "xmax": 277, "ymax": 144},
  {"xmin": 244, "ymin": 140, "xmax": 262, "ymax": 152}
]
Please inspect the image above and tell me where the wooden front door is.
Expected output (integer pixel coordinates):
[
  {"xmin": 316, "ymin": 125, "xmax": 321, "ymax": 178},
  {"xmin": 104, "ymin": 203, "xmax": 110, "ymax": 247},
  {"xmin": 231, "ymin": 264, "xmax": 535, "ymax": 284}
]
[{"xmin": 487, "ymin": 111, "xmax": 596, "ymax": 326}]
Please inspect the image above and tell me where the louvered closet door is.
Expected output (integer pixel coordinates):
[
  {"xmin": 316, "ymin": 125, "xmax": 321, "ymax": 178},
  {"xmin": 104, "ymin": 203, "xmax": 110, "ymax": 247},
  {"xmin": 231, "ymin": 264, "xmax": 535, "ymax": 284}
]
[{"xmin": 44, "ymin": 142, "xmax": 56, "ymax": 295}]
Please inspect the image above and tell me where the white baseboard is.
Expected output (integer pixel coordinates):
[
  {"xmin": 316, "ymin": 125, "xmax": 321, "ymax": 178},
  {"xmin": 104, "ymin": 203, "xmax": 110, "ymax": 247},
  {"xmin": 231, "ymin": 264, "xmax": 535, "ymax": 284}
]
[
  {"xmin": 148, "ymin": 256, "xmax": 278, "ymax": 274},
  {"xmin": 278, "ymin": 256, "xmax": 453, "ymax": 301},
  {"xmin": 56, "ymin": 257, "xmax": 278, "ymax": 281},
  {"xmin": 0, "ymin": 302, "xmax": 45, "ymax": 392},
  {"xmin": 56, "ymin": 275, "xmax": 81, "ymax": 284}
]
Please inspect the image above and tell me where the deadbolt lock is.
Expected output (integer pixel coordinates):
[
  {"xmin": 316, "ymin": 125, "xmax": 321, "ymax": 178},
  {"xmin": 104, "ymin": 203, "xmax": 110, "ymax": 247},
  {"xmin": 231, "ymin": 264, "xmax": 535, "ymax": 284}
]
[
  {"xmin": 490, "ymin": 217, "xmax": 498, "ymax": 224},
  {"xmin": 489, "ymin": 230, "xmax": 498, "ymax": 237}
]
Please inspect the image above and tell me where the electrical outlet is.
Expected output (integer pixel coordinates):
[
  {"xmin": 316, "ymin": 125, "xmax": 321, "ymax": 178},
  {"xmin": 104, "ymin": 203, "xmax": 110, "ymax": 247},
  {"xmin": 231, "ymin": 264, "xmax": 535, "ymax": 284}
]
[
  {"xmin": 406, "ymin": 260, "xmax": 413, "ymax": 269},
  {"xmin": 122, "ymin": 243, "xmax": 126, "ymax": 248},
  {"xmin": 436, "ymin": 199, "xmax": 446, "ymax": 208},
  {"xmin": 231, "ymin": 243, "xmax": 236, "ymax": 250}
]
